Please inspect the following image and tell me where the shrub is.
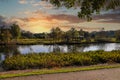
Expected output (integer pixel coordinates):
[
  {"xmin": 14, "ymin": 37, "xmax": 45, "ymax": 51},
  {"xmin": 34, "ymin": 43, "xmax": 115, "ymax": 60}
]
[{"xmin": 2, "ymin": 50, "xmax": 120, "ymax": 70}]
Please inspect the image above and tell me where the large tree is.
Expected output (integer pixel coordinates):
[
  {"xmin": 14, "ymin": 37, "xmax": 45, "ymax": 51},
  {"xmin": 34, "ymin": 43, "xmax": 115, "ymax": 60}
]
[
  {"xmin": 10, "ymin": 24, "xmax": 21, "ymax": 40},
  {"xmin": 46, "ymin": 0, "xmax": 120, "ymax": 21}
]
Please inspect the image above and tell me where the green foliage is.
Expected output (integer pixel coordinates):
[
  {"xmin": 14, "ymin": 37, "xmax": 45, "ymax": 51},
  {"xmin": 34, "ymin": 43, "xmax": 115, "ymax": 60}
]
[
  {"xmin": 2, "ymin": 50, "xmax": 120, "ymax": 70},
  {"xmin": 115, "ymin": 30, "xmax": 120, "ymax": 41},
  {"xmin": 0, "ymin": 24, "xmax": 21, "ymax": 44},
  {"xmin": 0, "ymin": 29, "xmax": 12, "ymax": 43},
  {"xmin": 48, "ymin": 0, "xmax": 120, "ymax": 20},
  {"xmin": 50, "ymin": 27, "xmax": 63, "ymax": 41},
  {"xmin": 10, "ymin": 24, "xmax": 21, "ymax": 39}
]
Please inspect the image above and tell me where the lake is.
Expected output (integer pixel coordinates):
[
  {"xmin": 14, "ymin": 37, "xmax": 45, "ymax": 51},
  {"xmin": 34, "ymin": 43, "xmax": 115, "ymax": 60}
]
[{"xmin": 0, "ymin": 43, "xmax": 120, "ymax": 62}]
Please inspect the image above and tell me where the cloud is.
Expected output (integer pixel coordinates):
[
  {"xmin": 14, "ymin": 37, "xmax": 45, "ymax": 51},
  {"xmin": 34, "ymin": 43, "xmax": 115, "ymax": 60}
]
[
  {"xmin": 19, "ymin": 0, "xmax": 55, "ymax": 9},
  {"xmin": 33, "ymin": 1, "xmax": 54, "ymax": 9},
  {"xmin": 20, "ymin": 10, "xmax": 82, "ymax": 24},
  {"xmin": 8, "ymin": 11, "xmax": 82, "ymax": 33},
  {"xmin": 93, "ymin": 9, "xmax": 120, "ymax": 23},
  {"xmin": 16, "ymin": 8, "xmax": 120, "ymax": 33},
  {"xmin": 48, "ymin": 14, "xmax": 83, "ymax": 23},
  {"xmin": 93, "ymin": 13, "xmax": 120, "ymax": 23},
  {"xmin": 0, "ymin": 15, "xmax": 6, "ymax": 26},
  {"xmin": 0, "ymin": 15, "xmax": 26, "ymax": 29},
  {"xmin": 22, "ymin": 14, "xmax": 82, "ymax": 25},
  {"xmin": 19, "ymin": 0, "xmax": 28, "ymax": 4},
  {"xmin": 1, "ymin": 7, "xmax": 120, "ymax": 33}
]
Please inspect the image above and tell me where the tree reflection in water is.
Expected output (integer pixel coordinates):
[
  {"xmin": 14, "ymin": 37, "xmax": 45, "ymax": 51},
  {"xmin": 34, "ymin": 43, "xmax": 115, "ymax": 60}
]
[
  {"xmin": 48, "ymin": 44, "xmax": 89, "ymax": 53},
  {"xmin": 0, "ymin": 45, "xmax": 20, "ymax": 61},
  {"xmin": 67, "ymin": 44, "xmax": 89, "ymax": 53},
  {"xmin": 53, "ymin": 45, "xmax": 60, "ymax": 53},
  {"xmin": 0, "ymin": 43, "xmax": 120, "ymax": 61}
]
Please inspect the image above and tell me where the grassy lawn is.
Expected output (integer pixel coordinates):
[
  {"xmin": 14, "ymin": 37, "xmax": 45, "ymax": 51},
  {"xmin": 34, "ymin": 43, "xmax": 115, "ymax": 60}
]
[{"xmin": 0, "ymin": 64, "xmax": 120, "ymax": 79}]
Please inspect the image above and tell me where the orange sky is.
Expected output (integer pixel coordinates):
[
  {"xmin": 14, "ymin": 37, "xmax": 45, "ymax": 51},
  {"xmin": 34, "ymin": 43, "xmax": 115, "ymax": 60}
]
[{"xmin": 0, "ymin": 0, "xmax": 120, "ymax": 33}]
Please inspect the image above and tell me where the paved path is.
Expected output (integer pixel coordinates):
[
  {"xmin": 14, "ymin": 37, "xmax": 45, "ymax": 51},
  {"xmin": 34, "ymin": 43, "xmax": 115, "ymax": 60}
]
[{"xmin": 1, "ymin": 68, "xmax": 120, "ymax": 80}]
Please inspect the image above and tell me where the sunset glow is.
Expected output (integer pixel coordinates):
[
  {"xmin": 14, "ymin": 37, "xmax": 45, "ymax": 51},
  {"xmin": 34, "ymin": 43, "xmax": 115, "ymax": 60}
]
[{"xmin": 0, "ymin": 0, "xmax": 120, "ymax": 33}]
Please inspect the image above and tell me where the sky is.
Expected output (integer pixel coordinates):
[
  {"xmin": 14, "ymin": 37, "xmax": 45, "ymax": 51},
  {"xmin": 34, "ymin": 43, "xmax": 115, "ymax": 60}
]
[{"xmin": 0, "ymin": 0, "xmax": 120, "ymax": 33}]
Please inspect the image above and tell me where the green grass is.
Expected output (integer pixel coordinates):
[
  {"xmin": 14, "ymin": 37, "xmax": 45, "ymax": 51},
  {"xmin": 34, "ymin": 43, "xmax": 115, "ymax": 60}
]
[
  {"xmin": 17, "ymin": 39, "xmax": 63, "ymax": 45},
  {"xmin": 1, "ymin": 38, "xmax": 120, "ymax": 45},
  {"xmin": 0, "ymin": 64, "xmax": 120, "ymax": 79}
]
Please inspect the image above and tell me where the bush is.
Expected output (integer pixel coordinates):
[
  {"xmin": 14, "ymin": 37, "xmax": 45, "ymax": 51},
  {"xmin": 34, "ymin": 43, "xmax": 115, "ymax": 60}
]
[{"xmin": 2, "ymin": 50, "xmax": 120, "ymax": 70}]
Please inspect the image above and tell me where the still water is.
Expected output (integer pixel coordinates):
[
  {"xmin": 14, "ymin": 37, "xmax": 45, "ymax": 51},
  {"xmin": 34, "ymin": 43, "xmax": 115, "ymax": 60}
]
[{"xmin": 0, "ymin": 43, "xmax": 120, "ymax": 62}]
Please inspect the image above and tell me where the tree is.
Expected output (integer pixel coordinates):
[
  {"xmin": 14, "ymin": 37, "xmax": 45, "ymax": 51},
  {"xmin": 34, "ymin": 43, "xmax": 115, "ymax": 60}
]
[
  {"xmin": 65, "ymin": 30, "xmax": 72, "ymax": 42},
  {"xmin": 55, "ymin": 27, "xmax": 63, "ymax": 41},
  {"xmin": 1, "ymin": 29, "xmax": 12, "ymax": 43},
  {"xmin": 47, "ymin": 0, "xmax": 120, "ymax": 21},
  {"xmin": 69, "ymin": 28, "xmax": 78, "ymax": 40},
  {"xmin": 21, "ymin": 31, "xmax": 34, "ymax": 39},
  {"xmin": 0, "ymin": 28, "xmax": 2, "ymax": 41},
  {"xmin": 74, "ymin": 30, "xmax": 79, "ymax": 41},
  {"xmin": 79, "ymin": 29, "xmax": 84, "ymax": 36},
  {"xmin": 50, "ymin": 27, "xmax": 56, "ymax": 40},
  {"xmin": 50, "ymin": 27, "xmax": 63, "ymax": 42},
  {"xmin": 115, "ymin": 30, "xmax": 120, "ymax": 41},
  {"xmin": 10, "ymin": 24, "xmax": 21, "ymax": 40},
  {"xmin": 65, "ymin": 28, "xmax": 79, "ymax": 42}
]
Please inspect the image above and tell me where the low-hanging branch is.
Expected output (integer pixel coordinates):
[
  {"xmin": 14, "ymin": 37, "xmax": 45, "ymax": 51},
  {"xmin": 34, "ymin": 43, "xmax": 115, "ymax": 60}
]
[{"xmin": 44, "ymin": 0, "xmax": 120, "ymax": 21}]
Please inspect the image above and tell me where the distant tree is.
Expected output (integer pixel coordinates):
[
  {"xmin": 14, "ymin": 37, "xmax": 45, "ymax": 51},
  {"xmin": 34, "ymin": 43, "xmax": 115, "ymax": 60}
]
[
  {"xmin": 0, "ymin": 28, "xmax": 2, "ymax": 41},
  {"xmin": 10, "ymin": 24, "xmax": 21, "ymax": 40},
  {"xmin": 70, "ymin": 28, "xmax": 79, "ymax": 41},
  {"xmin": 115, "ymin": 30, "xmax": 120, "ymax": 41},
  {"xmin": 47, "ymin": 0, "xmax": 120, "ymax": 20},
  {"xmin": 65, "ymin": 30, "xmax": 72, "ymax": 42},
  {"xmin": 43, "ymin": 32, "xmax": 49, "ymax": 39},
  {"xmin": 21, "ymin": 31, "xmax": 34, "ymax": 39},
  {"xmin": 69, "ymin": 27, "xmax": 76, "ymax": 40},
  {"xmin": 55, "ymin": 27, "xmax": 62, "ymax": 41},
  {"xmin": 84, "ymin": 31, "xmax": 90, "ymax": 39},
  {"xmin": 79, "ymin": 29, "xmax": 84, "ymax": 37},
  {"xmin": 74, "ymin": 30, "xmax": 79, "ymax": 41},
  {"xmin": 50, "ymin": 28, "xmax": 56, "ymax": 40},
  {"xmin": 90, "ymin": 32, "xmax": 95, "ymax": 39},
  {"xmin": 50, "ymin": 27, "xmax": 63, "ymax": 41},
  {"xmin": 1, "ymin": 29, "xmax": 12, "ymax": 43}
]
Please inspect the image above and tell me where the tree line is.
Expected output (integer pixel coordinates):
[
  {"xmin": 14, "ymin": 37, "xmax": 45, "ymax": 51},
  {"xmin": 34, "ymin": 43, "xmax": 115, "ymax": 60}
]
[
  {"xmin": 0, "ymin": 24, "xmax": 120, "ymax": 44},
  {"xmin": 28, "ymin": 27, "xmax": 120, "ymax": 43},
  {"xmin": 35, "ymin": 27, "xmax": 120, "ymax": 43}
]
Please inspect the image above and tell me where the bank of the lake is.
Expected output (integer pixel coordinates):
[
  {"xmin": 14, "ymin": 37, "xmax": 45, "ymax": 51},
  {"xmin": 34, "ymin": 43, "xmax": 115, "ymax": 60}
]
[
  {"xmin": 1, "ymin": 43, "xmax": 120, "ymax": 64},
  {"xmin": 0, "ymin": 38, "xmax": 120, "ymax": 45}
]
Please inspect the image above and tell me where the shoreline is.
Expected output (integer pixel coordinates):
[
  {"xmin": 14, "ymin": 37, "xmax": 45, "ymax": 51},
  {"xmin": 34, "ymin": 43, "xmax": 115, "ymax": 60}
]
[{"xmin": 0, "ymin": 41, "xmax": 120, "ymax": 45}]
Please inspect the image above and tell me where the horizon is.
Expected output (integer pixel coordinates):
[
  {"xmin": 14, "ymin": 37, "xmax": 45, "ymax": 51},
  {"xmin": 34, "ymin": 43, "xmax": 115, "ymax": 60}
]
[{"xmin": 0, "ymin": 0, "xmax": 120, "ymax": 33}]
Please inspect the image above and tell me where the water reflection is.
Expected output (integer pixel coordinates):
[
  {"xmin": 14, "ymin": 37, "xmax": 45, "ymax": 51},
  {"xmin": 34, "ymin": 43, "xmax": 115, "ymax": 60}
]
[
  {"xmin": 0, "ymin": 43, "xmax": 120, "ymax": 62},
  {"xmin": 0, "ymin": 45, "xmax": 20, "ymax": 65}
]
